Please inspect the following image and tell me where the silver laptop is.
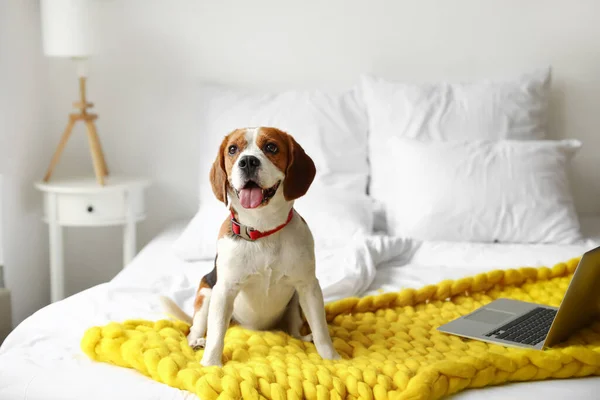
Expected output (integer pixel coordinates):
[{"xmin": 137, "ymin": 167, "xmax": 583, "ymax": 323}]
[{"xmin": 437, "ymin": 246, "xmax": 600, "ymax": 350}]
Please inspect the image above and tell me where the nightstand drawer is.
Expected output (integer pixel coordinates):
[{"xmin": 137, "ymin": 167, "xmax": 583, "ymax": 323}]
[
  {"xmin": 57, "ymin": 192, "xmax": 126, "ymax": 222},
  {"xmin": 43, "ymin": 190, "xmax": 145, "ymax": 226}
]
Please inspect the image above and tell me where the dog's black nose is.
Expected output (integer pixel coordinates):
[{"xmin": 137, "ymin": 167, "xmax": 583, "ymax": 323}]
[{"xmin": 238, "ymin": 155, "xmax": 261, "ymax": 174}]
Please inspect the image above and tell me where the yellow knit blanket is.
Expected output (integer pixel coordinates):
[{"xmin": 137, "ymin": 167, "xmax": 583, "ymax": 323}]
[{"xmin": 81, "ymin": 257, "xmax": 600, "ymax": 400}]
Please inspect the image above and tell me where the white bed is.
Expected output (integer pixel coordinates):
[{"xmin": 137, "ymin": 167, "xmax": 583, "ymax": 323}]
[{"xmin": 1, "ymin": 215, "xmax": 600, "ymax": 400}]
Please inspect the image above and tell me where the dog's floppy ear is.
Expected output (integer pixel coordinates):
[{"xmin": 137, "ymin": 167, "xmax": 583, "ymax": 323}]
[
  {"xmin": 283, "ymin": 134, "xmax": 316, "ymax": 201},
  {"xmin": 209, "ymin": 138, "xmax": 229, "ymax": 204}
]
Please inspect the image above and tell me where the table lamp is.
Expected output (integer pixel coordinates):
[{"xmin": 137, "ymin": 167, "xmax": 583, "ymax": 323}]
[{"xmin": 40, "ymin": 0, "xmax": 109, "ymax": 185}]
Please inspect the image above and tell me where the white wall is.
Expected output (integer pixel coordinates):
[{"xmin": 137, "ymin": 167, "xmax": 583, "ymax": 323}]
[
  {"xmin": 0, "ymin": 0, "xmax": 50, "ymax": 325},
  {"xmin": 4, "ymin": 0, "xmax": 600, "ymax": 324}
]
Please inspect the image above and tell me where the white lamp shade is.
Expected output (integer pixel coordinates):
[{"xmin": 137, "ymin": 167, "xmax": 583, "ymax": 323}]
[{"xmin": 40, "ymin": 0, "xmax": 94, "ymax": 57}]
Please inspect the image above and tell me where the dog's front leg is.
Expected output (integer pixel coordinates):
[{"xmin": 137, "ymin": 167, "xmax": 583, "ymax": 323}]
[
  {"xmin": 200, "ymin": 281, "xmax": 239, "ymax": 367},
  {"xmin": 296, "ymin": 278, "xmax": 341, "ymax": 360}
]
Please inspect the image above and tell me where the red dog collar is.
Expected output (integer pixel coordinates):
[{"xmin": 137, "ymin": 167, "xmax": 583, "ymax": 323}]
[{"xmin": 231, "ymin": 209, "xmax": 294, "ymax": 241}]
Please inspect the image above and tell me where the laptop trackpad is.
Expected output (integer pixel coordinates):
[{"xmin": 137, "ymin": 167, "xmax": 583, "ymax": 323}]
[{"xmin": 465, "ymin": 309, "xmax": 514, "ymax": 324}]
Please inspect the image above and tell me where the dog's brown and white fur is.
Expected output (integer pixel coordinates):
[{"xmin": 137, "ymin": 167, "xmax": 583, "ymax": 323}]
[{"xmin": 162, "ymin": 127, "xmax": 340, "ymax": 367}]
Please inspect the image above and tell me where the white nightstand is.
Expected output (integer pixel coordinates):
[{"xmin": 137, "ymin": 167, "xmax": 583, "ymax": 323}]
[{"xmin": 35, "ymin": 176, "xmax": 150, "ymax": 303}]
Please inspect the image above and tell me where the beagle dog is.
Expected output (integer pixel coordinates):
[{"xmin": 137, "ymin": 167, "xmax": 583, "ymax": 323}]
[{"xmin": 162, "ymin": 127, "xmax": 340, "ymax": 367}]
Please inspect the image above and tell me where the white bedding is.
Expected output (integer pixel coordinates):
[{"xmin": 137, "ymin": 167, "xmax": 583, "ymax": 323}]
[
  {"xmin": 1, "ymin": 216, "xmax": 600, "ymax": 400},
  {"xmin": 368, "ymin": 215, "xmax": 600, "ymax": 297}
]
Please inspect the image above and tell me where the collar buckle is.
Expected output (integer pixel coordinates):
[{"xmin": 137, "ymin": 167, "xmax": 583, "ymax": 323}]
[
  {"xmin": 231, "ymin": 219, "xmax": 255, "ymax": 241},
  {"xmin": 230, "ymin": 208, "xmax": 294, "ymax": 241}
]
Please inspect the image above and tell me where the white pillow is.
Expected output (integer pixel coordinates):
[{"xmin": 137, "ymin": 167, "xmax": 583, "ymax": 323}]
[
  {"xmin": 375, "ymin": 137, "xmax": 582, "ymax": 244},
  {"xmin": 172, "ymin": 184, "xmax": 374, "ymax": 261},
  {"xmin": 197, "ymin": 84, "xmax": 369, "ymax": 195},
  {"xmin": 360, "ymin": 68, "xmax": 551, "ymax": 144}
]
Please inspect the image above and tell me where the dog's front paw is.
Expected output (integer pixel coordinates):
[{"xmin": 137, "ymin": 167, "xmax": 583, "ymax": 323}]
[
  {"xmin": 292, "ymin": 332, "xmax": 313, "ymax": 342},
  {"xmin": 300, "ymin": 333, "xmax": 313, "ymax": 343},
  {"xmin": 322, "ymin": 350, "xmax": 341, "ymax": 360},
  {"xmin": 188, "ymin": 337, "xmax": 206, "ymax": 350},
  {"xmin": 200, "ymin": 355, "xmax": 223, "ymax": 367},
  {"xmin": 316, "ymin": 343, "xmax": 341, "ymax": 360}
]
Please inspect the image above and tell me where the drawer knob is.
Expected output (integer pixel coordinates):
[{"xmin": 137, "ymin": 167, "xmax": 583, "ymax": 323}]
[{"xmin": 87, "ymin": 205, "xmax": 94, "ymax": 213}]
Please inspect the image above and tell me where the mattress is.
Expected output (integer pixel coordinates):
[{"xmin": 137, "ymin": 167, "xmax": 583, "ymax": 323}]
[{"xmin": 1, "ymin": 216, "xmax": 600, "ymax": 400}]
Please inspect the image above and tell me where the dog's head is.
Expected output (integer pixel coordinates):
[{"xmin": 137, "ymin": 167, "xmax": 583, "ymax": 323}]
[{"xmin": 210, "ymin": 127, "xmax": 316, "ymax": 209}]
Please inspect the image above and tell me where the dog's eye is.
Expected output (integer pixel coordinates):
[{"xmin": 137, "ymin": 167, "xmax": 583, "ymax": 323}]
[
  {"xmin": 265, "ymin": 143, "xmax": 278, "ymax": 154},
  {"xmin": 228, "ymin": 145, "xmax": 237, "ymax": 155}
]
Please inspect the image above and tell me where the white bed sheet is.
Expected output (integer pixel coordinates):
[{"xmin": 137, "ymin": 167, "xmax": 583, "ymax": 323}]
[
  {"xmin": 367, "ymin": 215, "xmax": 600, "ymax": 296},
  {"xmin": 1, "ymin": 216, "xmax": 600, "ymax": 400}
]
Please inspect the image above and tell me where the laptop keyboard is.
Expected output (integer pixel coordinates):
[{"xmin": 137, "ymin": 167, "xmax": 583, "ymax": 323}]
[{"xmin": 484, "ymin": 307, "xmax": 557, "ymax": 346}]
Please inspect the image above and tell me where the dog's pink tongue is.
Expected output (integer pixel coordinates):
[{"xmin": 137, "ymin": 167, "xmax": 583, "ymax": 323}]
[{"xmin": 239, "ymin": 188, "xmax": 263, "ymax": 208}]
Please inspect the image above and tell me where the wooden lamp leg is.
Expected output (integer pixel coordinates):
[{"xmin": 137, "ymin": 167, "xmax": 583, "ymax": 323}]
[
  {"xmin": 87, "ymin": 122, "xmax": 109, "ymax": 176},
  {"xmin": 85, "ymin": 120, "xmax": 106, "ymax": 185},
  {"xmin": 43, "ymin": 117, "xmax": 76, "ymax": 182}
]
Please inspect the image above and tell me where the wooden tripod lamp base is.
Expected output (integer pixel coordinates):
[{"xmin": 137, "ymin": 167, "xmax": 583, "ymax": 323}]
[{"xmin": 43, "ymin": 76, "xmax": 109, "ymax": 185}]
